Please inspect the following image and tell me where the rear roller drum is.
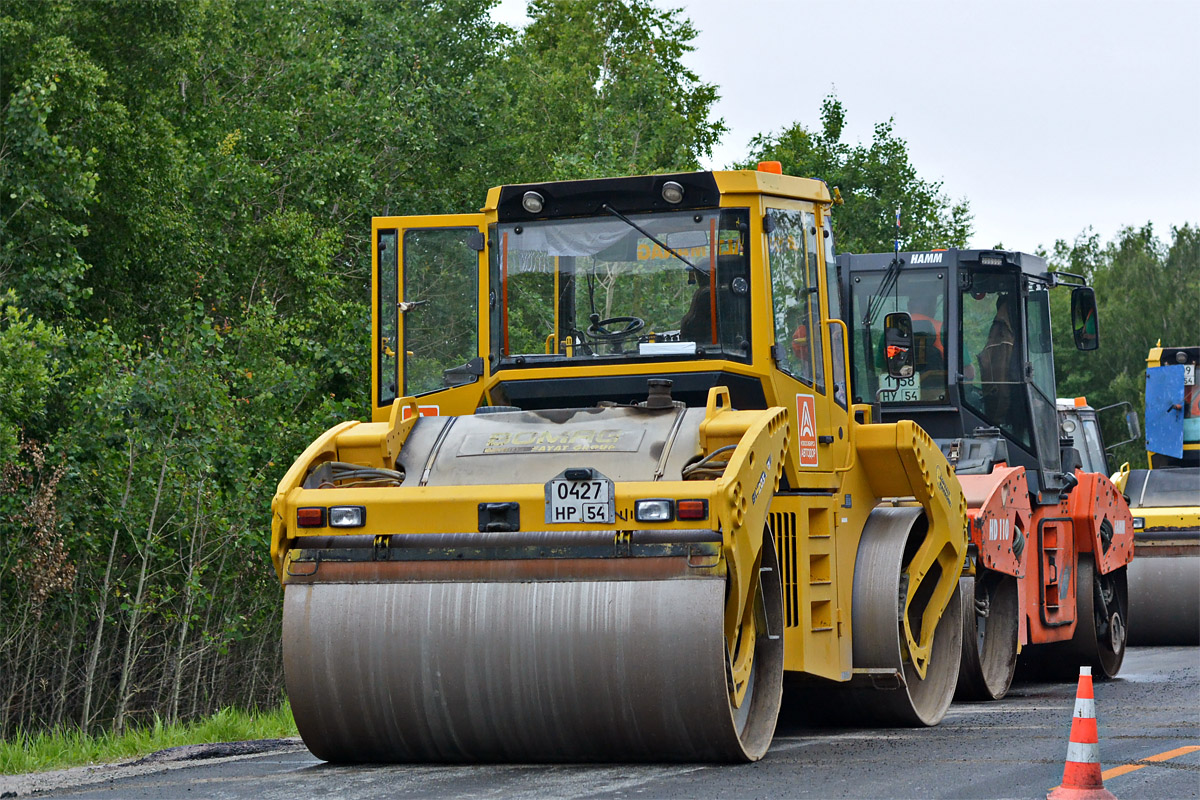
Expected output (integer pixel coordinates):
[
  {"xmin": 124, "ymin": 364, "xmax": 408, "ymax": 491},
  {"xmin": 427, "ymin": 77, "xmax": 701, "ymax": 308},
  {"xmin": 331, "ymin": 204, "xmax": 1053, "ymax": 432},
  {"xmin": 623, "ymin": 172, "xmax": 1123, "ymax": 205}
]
[
  {"xmin": 955, "ymin": 572, "xmax": 1019, "ymax": 701},
  {"xmin": 838, "ymin": 506, "xmax": 963, "ymax": 726}
]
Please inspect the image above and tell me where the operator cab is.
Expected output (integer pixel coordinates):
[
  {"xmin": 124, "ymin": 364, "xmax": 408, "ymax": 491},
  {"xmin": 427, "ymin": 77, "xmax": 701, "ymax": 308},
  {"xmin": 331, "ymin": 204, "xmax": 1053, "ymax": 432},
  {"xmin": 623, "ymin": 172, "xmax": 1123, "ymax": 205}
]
[
  {"xmin": 838, "ymin": 249, "xmax": 1099, "ymax": 503},
  {"xmin": 486, "ymin": 177, "xmax": 759, "ymax": 409}
]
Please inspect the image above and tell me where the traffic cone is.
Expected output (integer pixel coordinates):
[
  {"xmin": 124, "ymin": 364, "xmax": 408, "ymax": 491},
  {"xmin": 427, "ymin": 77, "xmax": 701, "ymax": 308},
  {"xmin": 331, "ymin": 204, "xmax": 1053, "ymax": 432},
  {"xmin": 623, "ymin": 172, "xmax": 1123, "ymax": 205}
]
[{"xmin": 1047, "ymin": 666, "xmax": 1116, "ymax": 800}]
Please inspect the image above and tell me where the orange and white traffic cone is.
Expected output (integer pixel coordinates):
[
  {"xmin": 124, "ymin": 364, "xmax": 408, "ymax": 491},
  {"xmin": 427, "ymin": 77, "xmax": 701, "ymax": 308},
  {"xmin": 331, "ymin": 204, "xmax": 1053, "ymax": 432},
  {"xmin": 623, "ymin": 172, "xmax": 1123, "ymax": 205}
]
[{"xmin": 1047, "ymin": 666, "xmax": 1117, "ymax": 800}]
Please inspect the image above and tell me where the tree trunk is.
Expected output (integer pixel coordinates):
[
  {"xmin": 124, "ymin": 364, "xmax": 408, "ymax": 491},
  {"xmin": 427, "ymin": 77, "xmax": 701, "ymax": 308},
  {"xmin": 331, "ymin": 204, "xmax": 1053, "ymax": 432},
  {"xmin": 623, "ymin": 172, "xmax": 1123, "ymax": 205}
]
[
  {"xmin": 115, "ymin": 422, "xmax": 176, "ymax": 734},
  {"xmin": 82, "ymin": 441, "xmax": 136, "ymax": 731},
  {"xmin": 53, "ymin": 600, "xmax": 80, "ymax": 728},
  {"xmin": 168, "ymin": 480, "xmax": 205, "ymax": 724}
]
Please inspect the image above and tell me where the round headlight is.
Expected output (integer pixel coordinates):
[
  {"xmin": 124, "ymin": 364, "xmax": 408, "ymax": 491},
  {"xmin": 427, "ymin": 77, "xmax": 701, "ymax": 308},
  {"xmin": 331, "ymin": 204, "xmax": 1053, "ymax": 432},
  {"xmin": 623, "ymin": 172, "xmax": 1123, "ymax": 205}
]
[
  {"xmin": 522, "ymin": 191, "xmax": 545, "ymax": 214},
  {"xmin": 661, "ymin": 181, "xmax": 684, "ymax": 204},
  {"xmin": 1061, "ymin": 419, "xmax": 1077, "ymax": 434}
]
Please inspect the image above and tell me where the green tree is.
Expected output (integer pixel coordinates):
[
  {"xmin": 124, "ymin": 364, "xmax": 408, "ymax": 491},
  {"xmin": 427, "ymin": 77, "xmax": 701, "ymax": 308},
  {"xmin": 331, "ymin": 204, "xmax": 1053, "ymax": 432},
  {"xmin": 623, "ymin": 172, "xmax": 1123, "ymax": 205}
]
[
  {"xmin": 0, "ymin": 293, "xmax": 64, "ymax": 463},
  {"xmin": 0, "ymin": 14, "xmax": 105, "ymax": 319},
  {"xmin": 496, "ymin": 0, "xmax": 725, "ymax": 181},
  {"xmin": 1049, "ymin": 223, "xmax": 1200, "ymax": 467},
  {"xmin": 741, "ymin": 95, "xmax": 972, "ymax": 254}
]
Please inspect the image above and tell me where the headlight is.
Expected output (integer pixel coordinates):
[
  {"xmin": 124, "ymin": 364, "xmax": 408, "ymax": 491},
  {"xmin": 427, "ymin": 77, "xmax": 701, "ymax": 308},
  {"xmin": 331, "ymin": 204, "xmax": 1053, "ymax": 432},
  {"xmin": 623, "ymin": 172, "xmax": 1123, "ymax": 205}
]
[
  {"xmin": 329, "ymin": 506, "xmax": 366, "ymax": 528},
  {"xmin": 1132, "ymin": 517, "xmax": 1144, "ymax": 530},
  {"xmin": 660, "ymin": 181, "xmax": 685, "ymax": 204},
  {"xmin": 635, "ymin": 499, "xmax": 673, "ymax": 522},
  {"xmin": 521, "ymin": 191, "xmax": 545, "ymax": 214}
]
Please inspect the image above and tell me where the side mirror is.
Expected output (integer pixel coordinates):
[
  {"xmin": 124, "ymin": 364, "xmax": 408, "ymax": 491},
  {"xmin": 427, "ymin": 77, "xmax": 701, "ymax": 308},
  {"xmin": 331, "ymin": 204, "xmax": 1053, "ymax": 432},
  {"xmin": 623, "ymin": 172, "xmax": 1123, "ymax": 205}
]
[
  {"xmin": 1071, "ymin": 287, "xmax": 1100, "ymax": 351},
  {"xmin": 883, "ymin": 312, "xmax": 914, "ymax": 378},
  {"xmin": 1097, "ymin": 400, "xmax": 1142, "ymax": 451},
  {"xmin": 1125, "ymin": 408, "xmax": 1141, "ymax": 441}
]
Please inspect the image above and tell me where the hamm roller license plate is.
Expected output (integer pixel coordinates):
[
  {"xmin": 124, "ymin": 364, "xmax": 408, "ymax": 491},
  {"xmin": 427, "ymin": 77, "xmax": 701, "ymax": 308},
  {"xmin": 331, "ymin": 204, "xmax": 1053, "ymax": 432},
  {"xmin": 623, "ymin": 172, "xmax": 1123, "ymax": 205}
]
[
  {"xmin": 880, "ymin": 372, "xmax": 921, "ymax": 402},
  {"xmin": 545, "ymin": 474, "xmax": 615, "ymax": 524}
]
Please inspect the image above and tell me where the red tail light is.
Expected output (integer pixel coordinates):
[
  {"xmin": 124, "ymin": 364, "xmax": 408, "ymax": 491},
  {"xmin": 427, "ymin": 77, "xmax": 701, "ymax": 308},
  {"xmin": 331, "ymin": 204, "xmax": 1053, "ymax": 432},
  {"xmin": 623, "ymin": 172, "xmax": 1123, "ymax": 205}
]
[
  {"xmin": 676, "ymin": 499, "xmax": 708, "ymax": 521},
  {"xmin": 297, "ymin": 507, "xmax": 326, "ymax": 528}
]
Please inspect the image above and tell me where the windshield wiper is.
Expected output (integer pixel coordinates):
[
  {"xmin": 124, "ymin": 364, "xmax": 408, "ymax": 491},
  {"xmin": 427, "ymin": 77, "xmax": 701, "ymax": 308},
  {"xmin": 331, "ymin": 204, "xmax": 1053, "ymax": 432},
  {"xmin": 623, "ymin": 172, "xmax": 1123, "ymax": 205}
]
[
  {"xmin": 863, "ymin": 256, "xmax": 904, "ymax": 327},
  {"xmin": 600, "ymin": 204, "xmax": 699, "ymax": 273}
]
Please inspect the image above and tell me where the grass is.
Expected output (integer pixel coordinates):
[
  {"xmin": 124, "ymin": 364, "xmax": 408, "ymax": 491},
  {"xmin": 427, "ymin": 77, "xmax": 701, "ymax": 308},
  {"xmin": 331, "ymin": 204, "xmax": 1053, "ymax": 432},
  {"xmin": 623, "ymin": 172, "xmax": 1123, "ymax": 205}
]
[{"xmin": 0, "ymin": 703, "xmax": 298, "ymax": 775}]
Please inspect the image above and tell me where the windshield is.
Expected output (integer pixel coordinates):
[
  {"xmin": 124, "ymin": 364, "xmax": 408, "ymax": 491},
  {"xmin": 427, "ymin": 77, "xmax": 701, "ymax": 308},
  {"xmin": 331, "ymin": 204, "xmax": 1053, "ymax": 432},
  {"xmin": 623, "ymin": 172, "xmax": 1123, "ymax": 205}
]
[
  {"xmin": 490, "ymin": 209, "xmax": 751, "ymax": 363},
  {"xmin": 850, "ymin": 269, "xmax": 948, "ymax": 404}
]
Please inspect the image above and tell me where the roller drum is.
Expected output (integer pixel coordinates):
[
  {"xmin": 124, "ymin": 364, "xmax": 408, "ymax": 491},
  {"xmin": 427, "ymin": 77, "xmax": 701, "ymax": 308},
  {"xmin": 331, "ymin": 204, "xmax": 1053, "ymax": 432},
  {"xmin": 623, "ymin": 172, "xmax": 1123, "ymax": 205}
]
[
  {"xmin": 1064, "ymin": 554, "xmax": 1128, "ymax": 678},
  {"xmin": 284, "ymin": 561, "xmax": 784, "ymax": 762},
  {"xmin": 1127, "ymin": 554, "xmax": 1200, "ymax": 645},
  {"xmin": 839, "ymin": 506, "xmax": 963, "ymax": 726},
  {"xmin": 955, "ymin": 573, "xmax": 1019, "ymax": 701}
]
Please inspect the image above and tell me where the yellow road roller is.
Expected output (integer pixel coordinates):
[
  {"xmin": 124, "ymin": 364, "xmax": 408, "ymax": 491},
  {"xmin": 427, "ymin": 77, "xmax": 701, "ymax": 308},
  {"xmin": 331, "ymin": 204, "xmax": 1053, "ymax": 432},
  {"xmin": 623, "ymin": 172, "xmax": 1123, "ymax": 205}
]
[
  {"xmin": 1112, "ymin": 343, "xmax": 1200, "ymax": 645},
  {"xmin": 270, "ymin": 164, "xmax": 968, "ymax": 762}
]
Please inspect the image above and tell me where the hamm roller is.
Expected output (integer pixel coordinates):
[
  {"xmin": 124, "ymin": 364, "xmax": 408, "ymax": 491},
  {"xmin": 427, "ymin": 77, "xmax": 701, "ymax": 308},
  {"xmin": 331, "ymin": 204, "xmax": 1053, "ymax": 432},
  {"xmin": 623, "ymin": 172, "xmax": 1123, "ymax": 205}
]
[
  {"xmin": 837, "ymin": 249, "xmax": 1136, "ymax": 698},
  {"xmin": 270, "ymin": 165, "xmax": 968, "ymax": 762}
]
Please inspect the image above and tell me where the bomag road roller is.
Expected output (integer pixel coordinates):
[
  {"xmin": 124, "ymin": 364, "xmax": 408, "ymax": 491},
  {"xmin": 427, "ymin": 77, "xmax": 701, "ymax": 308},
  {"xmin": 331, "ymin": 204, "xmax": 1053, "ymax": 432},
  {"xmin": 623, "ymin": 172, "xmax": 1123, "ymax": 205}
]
[
  {"xmin": 270, "ymin": 164, "xmax": 968, "ymax": 763},
  {"xmin": 1110, "ymin": 344, "xmax": 1200, "ymax": 645},
  {"xmin": 837, "ymin": 248, "xmax": 1134, "ymax": 700}
]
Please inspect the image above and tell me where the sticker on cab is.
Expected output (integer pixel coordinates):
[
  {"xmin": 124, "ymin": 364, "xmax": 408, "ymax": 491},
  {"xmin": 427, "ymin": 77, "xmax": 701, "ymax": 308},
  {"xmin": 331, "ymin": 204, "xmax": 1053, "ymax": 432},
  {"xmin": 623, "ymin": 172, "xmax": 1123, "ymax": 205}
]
[{"xmin": 796, "ymin": 394, "xmax": 819, "ymax": 468}]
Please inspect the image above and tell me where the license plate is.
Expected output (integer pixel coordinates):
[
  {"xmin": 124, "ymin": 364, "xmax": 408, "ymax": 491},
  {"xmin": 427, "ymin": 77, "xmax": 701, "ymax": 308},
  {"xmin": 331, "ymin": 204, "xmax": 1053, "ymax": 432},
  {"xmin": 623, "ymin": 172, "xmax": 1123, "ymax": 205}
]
[
  {"xmin": 545, "ymin": 476, "xmax": 614, "ymax": 524},
  {"xmin": 1185, "ymin": 364, "xmax": 1195, "ymax": 386},
  {"xmin": 881, "ymin": 372, "xmax": 921, "ymax": 402}
]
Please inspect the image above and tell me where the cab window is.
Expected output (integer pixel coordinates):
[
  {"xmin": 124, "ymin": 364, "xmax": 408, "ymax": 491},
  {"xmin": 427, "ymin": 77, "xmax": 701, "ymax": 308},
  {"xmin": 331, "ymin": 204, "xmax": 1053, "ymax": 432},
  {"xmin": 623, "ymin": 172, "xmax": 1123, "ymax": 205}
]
[
  {"xmin": 959, "ymin": 273, "xmax": 1032, "ymax": 451},
  {"xmin": 403, "ymin": 228, "xmax": 479, "ymax": 396},
  {"xmin": 849, "ymin": 270, "xmax": 947, "ymax": 403},
  {"xmin": 767, "ymin": 208, "xmax": 823, "ymax": 389},
  {"xmin": 377, "ymin": 229, "xmax": 399, "ymax": 405}
]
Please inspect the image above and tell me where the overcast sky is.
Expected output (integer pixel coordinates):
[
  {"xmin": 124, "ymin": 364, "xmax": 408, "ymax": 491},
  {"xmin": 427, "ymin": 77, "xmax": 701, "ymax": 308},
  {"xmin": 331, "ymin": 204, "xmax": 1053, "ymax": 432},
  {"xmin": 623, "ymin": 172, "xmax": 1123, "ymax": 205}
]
[{"xmin": 491, "ymin": 0, "xmax": 1198, "ymax": 254}]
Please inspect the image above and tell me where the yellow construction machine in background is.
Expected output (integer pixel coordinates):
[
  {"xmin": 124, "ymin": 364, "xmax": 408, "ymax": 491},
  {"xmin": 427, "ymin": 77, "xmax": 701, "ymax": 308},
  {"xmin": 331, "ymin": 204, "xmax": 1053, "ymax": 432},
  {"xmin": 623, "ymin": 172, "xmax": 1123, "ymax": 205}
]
[
  {"xmin": 1112, "ymin": 344, "xmax": 1200, "ymax": 645},
  {"xmin": 269, "ymin": 165, "xmax": 968, "ymax": 762}
]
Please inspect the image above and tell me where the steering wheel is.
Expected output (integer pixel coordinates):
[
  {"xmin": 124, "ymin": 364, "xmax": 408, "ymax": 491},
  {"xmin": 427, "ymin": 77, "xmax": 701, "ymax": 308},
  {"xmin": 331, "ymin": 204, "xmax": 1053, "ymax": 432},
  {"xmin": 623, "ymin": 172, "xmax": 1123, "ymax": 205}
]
[{"xmin": 587, "ymin": 314, "xmax": 645, "ymax": 341}]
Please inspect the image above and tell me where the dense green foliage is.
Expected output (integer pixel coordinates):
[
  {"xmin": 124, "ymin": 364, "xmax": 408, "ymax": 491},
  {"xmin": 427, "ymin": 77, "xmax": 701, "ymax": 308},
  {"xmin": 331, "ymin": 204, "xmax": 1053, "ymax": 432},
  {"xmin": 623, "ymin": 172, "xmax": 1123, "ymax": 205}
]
[
  {"xmin": 0, "ymin": 0, "xmax": 723, "ymax": 739},
  {"xmin": 2, "ymin": 0, "xmax": 1192, "ymax": 750},
  {"xmin": 1049, "ymin": 224, "xmax": 1200, "ymax": 467},
  {"xmin": 741, "ymin": 95, "xmax": 973, "ymax": 254}
]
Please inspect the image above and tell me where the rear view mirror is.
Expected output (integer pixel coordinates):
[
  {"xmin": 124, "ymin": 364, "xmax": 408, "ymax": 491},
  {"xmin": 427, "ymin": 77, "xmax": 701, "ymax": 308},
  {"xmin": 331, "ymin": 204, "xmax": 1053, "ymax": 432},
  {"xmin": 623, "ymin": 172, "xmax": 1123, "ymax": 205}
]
[
  {"xmin": 1125, "ymin": 408, "xmax": 1141, "ymax": 441},
  {"xmin": 883, "ymin": 312, "xmax": 914, "ymax": 378},
  {"xmin": 1071, "ymin": 287, "xmax": 1099, "ymax": 351},
  {"xmin": 1097, "ymin": 400, "xmax": 1142, "ymax": 451},
  {"xmin": 665, "ymin": 231, "xmax": 709, "ymax": 251}
]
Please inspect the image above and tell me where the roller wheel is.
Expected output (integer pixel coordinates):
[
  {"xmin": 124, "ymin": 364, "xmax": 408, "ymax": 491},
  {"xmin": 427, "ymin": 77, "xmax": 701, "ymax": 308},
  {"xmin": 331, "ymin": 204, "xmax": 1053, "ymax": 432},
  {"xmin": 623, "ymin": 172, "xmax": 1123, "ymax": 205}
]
[
  {"xmin": 727, "ymin": 532, "xmax": 786, "ymax": 758},
  {"xmin": 837, "ymin": 506, "xmax": 963, "ymax": 726},
  {"xmin": 282, "ymin": 537, "xmax": 784, "ymax": 762},
  {"xmin": 1127, "ymin": 554, "xmax": 1200, "ymax": 645},
  {"xmin": 1069, "ymin": 554, "xmax": 1127, "ymax": 678},
  {"xmin": 956, "ymin": 572, "xmax": 1019, "ymax": 701}
]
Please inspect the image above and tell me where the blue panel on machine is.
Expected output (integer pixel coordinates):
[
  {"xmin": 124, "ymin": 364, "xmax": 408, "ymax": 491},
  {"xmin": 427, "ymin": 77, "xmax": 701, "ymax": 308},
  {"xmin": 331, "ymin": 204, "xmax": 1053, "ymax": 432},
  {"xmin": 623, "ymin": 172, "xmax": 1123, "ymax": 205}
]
[{"xmin": 1145, "ymin": 365, "xmax": 1185, "ymax": 459}]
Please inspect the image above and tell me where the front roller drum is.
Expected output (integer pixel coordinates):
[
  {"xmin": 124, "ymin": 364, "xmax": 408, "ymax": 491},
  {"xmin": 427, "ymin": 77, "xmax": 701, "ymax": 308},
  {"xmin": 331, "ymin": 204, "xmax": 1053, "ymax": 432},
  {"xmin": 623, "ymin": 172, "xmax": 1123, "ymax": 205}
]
[
  {"xmin": 283, "ymin": 541, "xmax": 785, "ymax": 762},
  {"xmin": 839, "ymin": 506, "xmax": 963, "ymax": 726},
  {"xmin": 1068, "ymin": 554, "xmax": 1127, "ymax": 678},
  {"xmin": 1032, "ymin": 554, "xmax": 1129, "ymax": 679}
]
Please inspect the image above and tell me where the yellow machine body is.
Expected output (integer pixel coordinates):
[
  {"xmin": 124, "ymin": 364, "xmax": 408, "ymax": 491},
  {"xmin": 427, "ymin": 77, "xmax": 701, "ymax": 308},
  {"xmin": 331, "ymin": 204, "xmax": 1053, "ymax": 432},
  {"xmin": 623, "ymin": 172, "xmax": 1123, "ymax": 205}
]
[
  {"xmin": 271, "ymin": 169, "xmax": 968, "ymax": 762},
  {"xmin": 1111, "ymin": 344, "xmax": 1200, "ymax": 644}
]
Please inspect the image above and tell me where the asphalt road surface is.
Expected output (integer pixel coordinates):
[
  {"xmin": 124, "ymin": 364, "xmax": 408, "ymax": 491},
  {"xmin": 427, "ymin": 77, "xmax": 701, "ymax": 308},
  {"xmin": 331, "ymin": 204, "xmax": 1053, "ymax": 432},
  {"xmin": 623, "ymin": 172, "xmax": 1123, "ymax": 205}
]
[{"xmin": 8, "ymin": 647, "xmax": 1197, "ymax": 800}]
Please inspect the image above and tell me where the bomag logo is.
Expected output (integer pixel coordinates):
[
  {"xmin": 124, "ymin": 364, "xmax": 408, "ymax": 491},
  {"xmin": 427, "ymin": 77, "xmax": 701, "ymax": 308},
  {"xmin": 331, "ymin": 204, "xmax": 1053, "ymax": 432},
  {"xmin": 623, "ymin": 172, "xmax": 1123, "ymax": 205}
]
[
  {"xmin": 910, "ymin": 252, "xmax": 944, "ymax": 265},
  {"xmin": 484, "ymin": 429, "xmax": 623, "ymax": 454},
  {"xmin": 636, "ymin": 236, "xmax": 742, "ymax": 261}
]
